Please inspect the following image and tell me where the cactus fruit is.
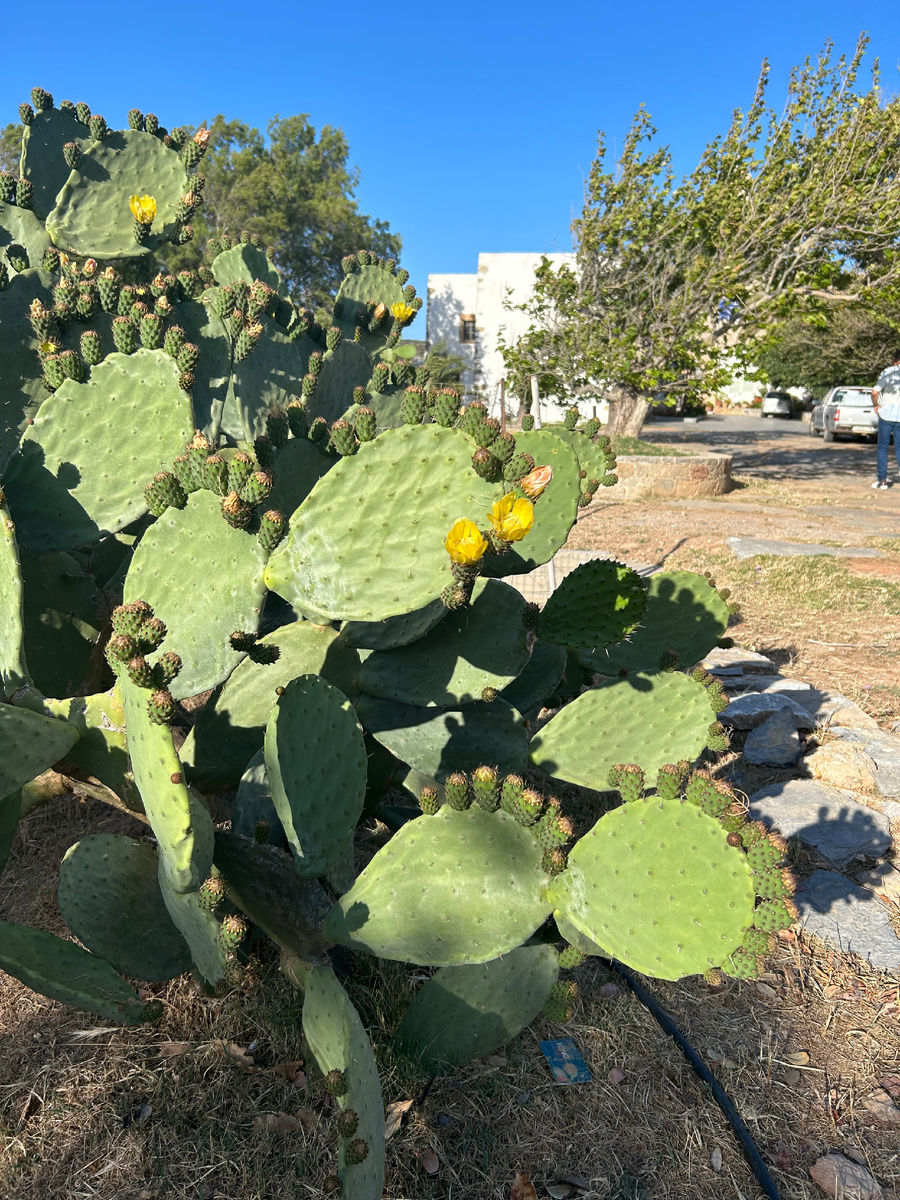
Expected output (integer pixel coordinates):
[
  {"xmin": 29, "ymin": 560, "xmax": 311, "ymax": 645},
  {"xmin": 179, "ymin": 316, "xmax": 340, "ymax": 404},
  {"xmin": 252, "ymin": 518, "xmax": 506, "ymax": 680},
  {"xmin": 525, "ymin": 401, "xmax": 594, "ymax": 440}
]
[
  {"xmin": 558, "ymin": 944, "xmax": 585, "ymax": 970},
  {"xmin": 218, "ymin": 913, "xmax": 248, "ymax": 950},
  {"xmin": 344, "ymin": 1139, "xmax": 369, "ymax": 1166},
  {"xmin": 543, "ymin": 979, "xmax": 578, "ymax": 1022},
  {"xmin": 258, "ymin": 510, "xmax": 286, "ymax": 554},
  {"xmin": 471, "ymin": 765, "xmax": 500, "ymax": 811},
  {"xmin": 336, "ymin": 1108, "xmax": 359, "ymax": 1137},
  {"xmin": 444, "ymin": 772, "xmax": 471, "ymax": 810},
  {"xmin": 325, "ymin": 1069, "xmax": 349, "ymax": 1097},
  {"xmin": 419, "ymin": 785, "xmax": 441, "ymax": 815},
  {"xmin": 147, "ymin": 689, "xmax": 177, "ymax": 724},
  {"xmin": 198, "ymin": 875, "xmax": 228, "ymax": 913}
]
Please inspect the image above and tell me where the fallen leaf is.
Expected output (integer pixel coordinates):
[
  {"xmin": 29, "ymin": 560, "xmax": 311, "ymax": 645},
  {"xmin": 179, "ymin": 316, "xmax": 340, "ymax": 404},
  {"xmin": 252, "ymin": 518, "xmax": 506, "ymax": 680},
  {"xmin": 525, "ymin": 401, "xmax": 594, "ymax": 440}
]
[
  {"xmin": 295, "ymin": 1108, "xmax": 317, "ymax": 1130},
  {"xmin": 755, "ymin": 982, "xmax": 778, "ymax": 999},
  {"xmin": 486, "ymin": 1054, "xmax": 507, "ymax": 1066},
  {"xmin": 511, "ymin": 1171, "xmax": 538, "ymax": 1200},
  {"xmin": 419, "ymin": 1147, "xmax": 440, "ymax": 1175},
  {"xmin": 19, "ymin": 1092, "xmax": 42, "ymax": 1124},
  {"xmin": 158, "ymin": 1042, "xmax": 190, "ymax": 1059},
  {"xmin": 271, "ymin": 1060, "xmax": 305, "ymax": 1083},
  {"xmin": 786, "ymin": 1051, "xmax": 810, "ymax": 1067},
  {"xmin": 768, "ymin": 1144, "xmax": 793, "ymax": 1170},
  {"xmin": 880, "ymin": 1075, "xmax": 900, "ymax": 1099},
  {"xmin": 385, "ymin": 1099, "xmax": 414, "ymax": 1141},
  {"xmin": 608, "ymin": 1066, "xmax": 626, "ymax": 1084},
  {"xmin": 70, "ymin": 1027, "xmax": 120, "ymax": 1039},
  {"xmin": 213, "ymin": 1039, "xmax": 255, "ymax": 1069},
  {"xmin": 710, "ymin": 1147, "xmax": 723, "ymax": 1173},
  {"xmin": 252, "ymin": 1112, "xmax": 303, "ymax": 1134}
]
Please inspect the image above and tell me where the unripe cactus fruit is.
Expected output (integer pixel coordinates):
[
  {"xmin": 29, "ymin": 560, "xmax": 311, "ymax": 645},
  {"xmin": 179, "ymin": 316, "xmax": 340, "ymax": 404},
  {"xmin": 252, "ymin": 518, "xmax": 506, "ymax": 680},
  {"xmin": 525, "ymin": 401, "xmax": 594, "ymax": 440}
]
[
  {"xmin": 240, "ymin": 471, "xmax": 273, "ymax": 507},
  {"xmin": 147, "ymin": 688, "xmax": 177, "ymax": 725},
  {"xmin": 336, "ymin": 1108, "xmax": 359, "ymax": 1138},
  {"xmin": 400, "ymin": 387, "xmax": 426, "ymax": 425},
  {"xmin": 204, "ymin": 455, "xmax": 229, "ymax": 495},
  {"xmin": 541, "ymin": 847, "xmax": 568, "ymax": 875},
  {"xmin": 419, "ymin": 785, "xmax": 441, "ymax": 816},
  {"xmin": 258, "ymin": 510, "xmax": 287, "ymax": 553},
  {"xmin": 154, "ymin": 651, "xmax": 183, "ymax": 686},
  {"xmin": 503, "ymin": 452, "xmax": 535, "ymax": 483},
  {"xmin": 521, "ymin": 414, "xmax": 535, "ymax": 431},
  {"xmin": 515, "ymin": 788, "xmax": 544, "ymax": 826},
  {"xmin": 197, "ymin": 875, "xmax": 228, "ymax": 913},
  {"xmin": 563, "ymin": 406, "xmax": 579, "ymax": 431},
  {"xmin": 444, "ymin": 772, "xmax": 471, "ymax": 811},
  {"xmin": 345, "ymin": 1139, "xmax": 369, "ymax": 1166},
  {"xmin": 218, "ymin": 914, "xmax": 248, "ymax": 951},
  {"xmin": 324, "ymin": 1069, "xmax": 348, "ymax": 1097},
  {"xmin": 266, "ymin": 406, "xmax": 289, "ymax": 448},
  {"xmin": 500, "ymin": 773, "xmax": 525, "ymax": 815},
  {"xmin": 471, "ymin": 765, "xmax": 500, "ymax": 811},
  {"xmin": 471, "ymin": 448, "xmax": 501, "ymax": 481},
  {"xmin": 112, "ymin": 601, "xmax": 154, "ymax": 638},
  {"xmin": 106, "ymin": 633, "xmax": 139, "ymax": 663},
  {"xmin": 543, "ymin": 980, "xmax": 578, "ymax": 1022},
  {"xmin": 126, "ymin": 655, "xmax": 155, "ymax": 688},
  {"xmin": 330, "ymin": 421, "xmax": 359, "ymax": 456},
  {"xmin": 80, "ymin": 329, "xmax": 102, "ymax": 365},
  {"xmin": 354, "ymin": 406, "xmax": 376, "ymax": 442},
  {"xmin": 433, "ymin": 391, "xmax": 459, "ymax": 427},
  {"xmin": 286, "ymin": 399, "xmax": 309, "ymax": 439},
  {"xmin": 323, "ymin": 1175, "xmax": 342, "ymax": 1196},
  {"xmin": 222, "ymin": 491, "xmax": 252, "ymax": 530},
  {"xmin": 112, "ymin": 316, "xmax": 137, "ymax": 355}
]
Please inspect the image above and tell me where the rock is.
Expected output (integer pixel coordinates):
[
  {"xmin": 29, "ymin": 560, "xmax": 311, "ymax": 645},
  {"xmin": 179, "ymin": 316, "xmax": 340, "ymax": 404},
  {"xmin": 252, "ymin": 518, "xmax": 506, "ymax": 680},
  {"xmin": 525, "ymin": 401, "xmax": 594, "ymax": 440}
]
[
  {"xmin": 721, "ymin": 674, "xmax": 811, "ymax": 693},
  {"xmin": 790, "ymin": 691, "xmax": 879, "ymax": 731},
  {"xmin": 828, "ymin": 728, "xmax": 900, "ymax": 799},
  {"xmin": 863, "ymin": 1089, "xmax": 900, "ymax": 1126},
  {"xmin": 880, "ymin": 799, "xmax": 900, "ymax": 825},
  {"xmin": 748, "ymin": 780, "xmax": 893, "ymax": 866},
  {"xmin": 891, "ymin": 720, "xmax": 900, "ymax": 735},
  {"xmin": 743, "ymin": 709, "xmax": 802, "ymax": 766},
  {"xmin": 805, "ymin": 741, "xmax": 879, "ymax": 793},
  {"xmin": 699, "ymin": 646, "xmax": 776, "ymax": 674},
  {"xmin": 727, "ymin": 536, "xmax": 884, "ymax": 561},
  {"xmin": 797, "ymin": 870, "xmax": 900, "ymax": 973},
  {"xmin": 809, "ymin": 1152, "xmax": 883, "ymax": 1199},
  {"xmin": 721, "ymin": 693, "xmax": 817, "ymax": 731},
  {"xmin": 855, "ymin": 864, "xmax": 900, "ymax": 905}
]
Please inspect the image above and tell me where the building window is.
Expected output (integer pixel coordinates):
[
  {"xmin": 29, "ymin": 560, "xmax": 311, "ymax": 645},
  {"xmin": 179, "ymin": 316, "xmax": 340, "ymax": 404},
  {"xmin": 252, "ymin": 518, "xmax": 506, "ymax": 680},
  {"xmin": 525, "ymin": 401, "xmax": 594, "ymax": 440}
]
[{"xmin": 459, "ymin": 314, "xmax": 476, "ymax": 344}]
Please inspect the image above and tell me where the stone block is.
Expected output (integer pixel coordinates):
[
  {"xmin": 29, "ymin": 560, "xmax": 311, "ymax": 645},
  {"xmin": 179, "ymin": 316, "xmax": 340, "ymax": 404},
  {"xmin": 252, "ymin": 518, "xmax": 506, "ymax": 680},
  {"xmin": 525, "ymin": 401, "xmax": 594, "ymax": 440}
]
[
  {"xmin": 743, "ymin": 709, "xmax": 802, "ymax": 766},
  {"xmin": 797, "ymin": 869, "xmax": 900, "ymax": 974},
  {"xmin": 805, "ymin": 741, "xmax": 879, "ymax": 794},
  {"xmin": 721, "ymin": 693, "xmax": 818, "ymax": 730},
  {"xmin": 748, "ymin": 779, "xmax": 892, "ymax": 865}
]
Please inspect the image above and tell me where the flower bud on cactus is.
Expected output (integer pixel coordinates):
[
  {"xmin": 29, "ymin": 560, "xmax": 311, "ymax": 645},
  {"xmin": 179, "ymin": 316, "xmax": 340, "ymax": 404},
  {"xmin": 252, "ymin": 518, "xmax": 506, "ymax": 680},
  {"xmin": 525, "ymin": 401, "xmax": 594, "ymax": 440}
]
[
  {"xmin": 112, "ymin": 316, "xmax": 137, "ymax": 355},
  {"xmin": 521, "ymin": 414, "xmax": 535, "ymax": 431},
  {"xmin": 78, "ymin": 330, "xmax": 101, "ymax": 366},
  {"xmin": 126, "ymin": 655, "xmax": 155, "ymax": 688},
  {"xmin": 354, "ymin": 406, "xmax": 376, "ymax": 442},
  {"xmin": 240, "ymin": 471, "xmax": 273, "ymax": 507},
  {"xmin": 473, "ymin": 417, "xmax": 500, "ymax": 448},
  {"xmin": 543, "ymin": 980, "xmax": 578, "ymax": 1022},
  {"xmin": 218, "ymin": 914, "xmax": 248, "ymax": 951},
  {"xmin": 324, "ymin": 1069, "xmax": 348, "ymax": 1097},
  {"xmin": 336, "ymin": 1108, "xmax": 359, "ymax": 1138},
  {"xmin": 62, "ymin": 140, "xmax": 81, "ymax": 169},
  {"xmin": 112, "ymin": 601, "xmax": 154, "ymax": 639},
  {"xmin": 265, "ymin": 406, "xmax": 289, "ymax": 448},
  {"xmin": 558, "ymin": 944, "xmax": 585, "ymax": 970},
  {"xmin": 444, "ymin": 772, "xmax": 471, "ymax": 811},
  {"xmin": 140, "ymin": 617, "xmax": 167, "ymax": 652},
  {"xmin": 330, "ymin": 421, "xmax": 359, "ymax": 457},
  {"xmin": 400, "ymin": 387, "xmax": 426, "ymax": 425},
  {"xmin": 471, "ymin": 448, "xmax": 501, "ymax": 482},
  {"xmin": 419, "ymin": 785, "xmax": 441, "ymax": 815},
  {"xmin": 503, "ymin": 452, "xmax": 535, "ymax": 483},
  {"xmin": 500, "ymin": 773, "xmax": 525, "ymax": 815},
  {"xmin": 19, "ymin": 103, "xmax": 34, "ymax": 126},
  {"xmin": 258, "ymin": 510, "xmax": 287, "ymax": 554},
  {"xmin": 440, "ymin": 583, "xmax": 467, "ymax": 609},
  {"xmin": 147, "ymin": 688, "xmax": 177, "ymax": 725}
]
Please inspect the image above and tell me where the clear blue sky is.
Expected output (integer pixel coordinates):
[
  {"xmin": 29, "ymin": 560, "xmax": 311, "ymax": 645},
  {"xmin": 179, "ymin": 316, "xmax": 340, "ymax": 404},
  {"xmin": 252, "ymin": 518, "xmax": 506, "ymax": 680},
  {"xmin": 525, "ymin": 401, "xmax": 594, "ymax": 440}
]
[{"xmin": 2, "ymin": 2, "xmax": 899, "ymax": 309}]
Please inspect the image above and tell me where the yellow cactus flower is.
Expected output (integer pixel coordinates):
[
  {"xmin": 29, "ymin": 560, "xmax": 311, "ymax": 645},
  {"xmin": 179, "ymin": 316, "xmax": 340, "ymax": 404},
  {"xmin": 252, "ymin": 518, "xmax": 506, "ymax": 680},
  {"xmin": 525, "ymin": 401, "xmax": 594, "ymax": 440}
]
[
  {"xmin": 487, "ymin": 493, "xmax": 534, "ymax": 543},
  {"xmin": 445, "ymin": 518, "xmax": 488, "ymax": 565},
  {"xmin": 129, "ymin": 194, "xmax": 157, "ymax": 225},
  {"xmin": 391, "ymin": 301, "xmax": 415, "ymax": 324}
]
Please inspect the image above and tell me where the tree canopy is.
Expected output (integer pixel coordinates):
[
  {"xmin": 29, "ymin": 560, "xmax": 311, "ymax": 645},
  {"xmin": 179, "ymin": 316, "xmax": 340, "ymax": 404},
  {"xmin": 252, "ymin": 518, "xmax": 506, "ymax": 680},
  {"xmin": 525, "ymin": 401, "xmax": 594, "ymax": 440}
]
[{"xmin": 503, "ymin": 36, "xmax": 900, "ymax": 435}]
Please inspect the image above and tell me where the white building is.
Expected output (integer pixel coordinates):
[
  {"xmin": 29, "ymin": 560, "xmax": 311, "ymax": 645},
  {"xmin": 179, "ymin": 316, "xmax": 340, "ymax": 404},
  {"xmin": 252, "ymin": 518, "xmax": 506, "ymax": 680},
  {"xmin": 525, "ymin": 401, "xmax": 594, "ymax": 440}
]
[{"xmin": 428, "ymin": 252, "xmax": 591, "ymax": 422}]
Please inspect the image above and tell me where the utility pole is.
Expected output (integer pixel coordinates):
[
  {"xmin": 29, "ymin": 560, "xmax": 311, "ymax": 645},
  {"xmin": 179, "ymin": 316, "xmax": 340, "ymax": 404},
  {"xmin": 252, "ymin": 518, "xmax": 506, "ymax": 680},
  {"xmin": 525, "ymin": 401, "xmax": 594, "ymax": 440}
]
[{"xmin": 529, "ymin": 375, "xmax": 555, "ymax": 595}]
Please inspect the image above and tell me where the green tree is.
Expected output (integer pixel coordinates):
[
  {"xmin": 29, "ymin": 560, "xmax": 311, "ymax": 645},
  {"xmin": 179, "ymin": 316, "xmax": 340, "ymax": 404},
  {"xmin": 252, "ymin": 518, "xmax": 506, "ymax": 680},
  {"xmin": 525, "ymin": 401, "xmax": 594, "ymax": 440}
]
[
  {"xmin": 504, "ymin": 37, "xmax": 900, "ymax": 435},
  {"xmin": 0, "ymin": 123, "xmax": 22, "ymax": 174},
  {"xmin": 423, "ymin": 338, "xmax": 471, "ymax": 395},
  {"xmin": 163, "ymin": 113, "xmax": 400, "ymax": 307}
]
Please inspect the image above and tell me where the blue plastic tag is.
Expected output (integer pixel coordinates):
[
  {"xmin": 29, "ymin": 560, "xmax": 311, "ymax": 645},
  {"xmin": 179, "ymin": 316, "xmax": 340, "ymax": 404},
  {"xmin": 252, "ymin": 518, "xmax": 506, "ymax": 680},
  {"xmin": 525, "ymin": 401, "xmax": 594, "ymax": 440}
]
[{"xmin": 539, "ymin": 1037, "xmax": 592, "ymax": 1084}]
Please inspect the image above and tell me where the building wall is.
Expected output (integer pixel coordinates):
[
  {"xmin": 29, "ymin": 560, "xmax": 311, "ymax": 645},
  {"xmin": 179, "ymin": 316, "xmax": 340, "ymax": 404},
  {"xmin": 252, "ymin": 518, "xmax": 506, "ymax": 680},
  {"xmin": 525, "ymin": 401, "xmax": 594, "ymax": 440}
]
[{"xmin": 425, "ymin": 273, "xmax": 478, "ymax": 392}]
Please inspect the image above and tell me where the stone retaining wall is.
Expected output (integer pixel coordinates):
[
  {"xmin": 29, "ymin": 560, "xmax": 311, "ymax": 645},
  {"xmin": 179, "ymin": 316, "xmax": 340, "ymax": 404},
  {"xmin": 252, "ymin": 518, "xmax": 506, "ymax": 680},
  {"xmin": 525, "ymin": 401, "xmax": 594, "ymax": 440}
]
[{"xmin": 611, "ymin": 453, "xmax": 732, "ymax": 499}]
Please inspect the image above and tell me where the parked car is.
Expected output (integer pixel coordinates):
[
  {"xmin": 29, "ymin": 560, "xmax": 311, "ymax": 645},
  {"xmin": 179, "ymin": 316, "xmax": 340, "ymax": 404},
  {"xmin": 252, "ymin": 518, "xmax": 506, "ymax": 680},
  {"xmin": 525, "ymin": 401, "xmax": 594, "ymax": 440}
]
[
  {"xmin": 760, "ymin": 390, "xmax": 795, "ymax": 418},
  {"xmin": 809, "ymin": 386, "xmax": 878, "ymax": 442}
]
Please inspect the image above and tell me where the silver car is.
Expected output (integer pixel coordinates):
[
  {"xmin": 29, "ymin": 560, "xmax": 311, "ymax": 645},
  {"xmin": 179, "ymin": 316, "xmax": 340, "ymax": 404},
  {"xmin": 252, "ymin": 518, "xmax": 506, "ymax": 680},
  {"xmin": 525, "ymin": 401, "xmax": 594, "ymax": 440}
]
[
  {"xmin": 809, "ymin": 386, "xmax": 878, "ymax": 442},
  {"xmin": 760, "ymin": 390, "xmax": 795, "ymax": 418}
]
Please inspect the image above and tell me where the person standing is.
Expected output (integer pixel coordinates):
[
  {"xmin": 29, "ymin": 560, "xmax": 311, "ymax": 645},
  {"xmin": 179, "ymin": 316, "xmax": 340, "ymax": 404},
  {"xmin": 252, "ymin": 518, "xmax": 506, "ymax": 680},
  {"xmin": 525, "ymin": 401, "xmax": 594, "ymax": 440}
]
[{"xmin": 871, "ymin": 351, "xmax": 900, "ymax": 489}]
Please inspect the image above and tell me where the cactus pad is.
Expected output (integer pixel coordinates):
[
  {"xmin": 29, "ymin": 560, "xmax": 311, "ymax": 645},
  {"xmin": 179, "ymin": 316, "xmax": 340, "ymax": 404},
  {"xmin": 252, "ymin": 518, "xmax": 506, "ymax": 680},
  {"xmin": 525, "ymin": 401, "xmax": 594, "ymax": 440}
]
[
  {"xmin": 264, "ymin": 424, "xmax": 497, "ymax": 622},
  {"xmin": 340, "ymin": 599, "xmax": 447, "ymax": 652},
  {"xmin": 0, "ymin": 494, "xmax": 28, "ymax": 697},
  {"xmin": 124, "ymin": 490, "xmax": 267, "ymax": 700},
  {"xmin": 58, "ymin": 834, "xmax": 191, "ymax": 981},
  {"xmin": 530, "ymin": 671, "xmax": 716, "ymax": 789},
  {"xmin": 157, "ymin": 863, "xmax": 229, "ymax": 987},
  {"xmin": 3, "ymin": 349, "xmax": 194, "ymax": 553},
  {"xmin": 395, "ymin": 943, "xmax": 559, "ymax": 1070},
  {"xmin": 231, "ymin": 748, "xmax": 287, "ymax": 849},
  {"xmin": 0, "ymin": 702, "xmax": 78, "ymax": 797},
  {"xmin": 0, "ymin": 268, "xmax": 56, "ymax": 473},
  {"xmin": 20, "ymin": 106, "xmax": 88, "ymax": 220},
  {"xmin": 42, "ymin": 686, "xmax": 137, "ymax": 808},
  {"xmin": 537, "ymin": 559, "xmax": 648, "ymax": 649},
  {"xmin": 266, "ymin": 437, "xmax": 333, "ymax": 521},
  {"xmin": 499, "ymin": 640, "xmax": 567, "ymax": 718},
  {"xmin": 232, "ymin": 326, "xmax": 307, "ymax": 442},
  {"xmin": 212, "ymin": 242, "xmax": 281, "ymax": 292},
  {"xmin": 548, "ymin": 798, "xmax": 756, "ymax": 979},
  {"xmin": 265, "ymin": 675, "xmax": 367, "ymax": 879},
  {"xmin": 323, "ymin": 806, "xmax": 551, "ymax": 965},
  {"xmin": 20, "ymin": 551, "xmax": 103, "ymax": 697},
  {"xmin": 358, "ymin": 578, "xmax": 530, "ymax": 706}
]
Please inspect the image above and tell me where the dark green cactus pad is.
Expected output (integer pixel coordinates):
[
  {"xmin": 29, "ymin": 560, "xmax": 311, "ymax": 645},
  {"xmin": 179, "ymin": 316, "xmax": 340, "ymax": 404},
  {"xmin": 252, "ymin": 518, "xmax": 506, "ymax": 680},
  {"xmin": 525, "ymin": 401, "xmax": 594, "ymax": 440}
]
[
  {"xmin": 58, "ymin": 834, "xmax": 192, "ymax": 981},
  {"xmin": 19, "ymin": 107, "xmax": 89, "ymax": 220},
  {"xmin": 181, "ymin": 620, "xmax": 360, "ymax": 792},
  {"xmin": 0, "ymin": 268, "xmax": 54, "ymax": 474},
  {"xmin": 119, "ymin": 672, "xmax": 211, "ymax": 894},
  {"xmin": 231, "ymin": 748, "xmax": 287, "ymax": 849},
  {"xmin": 0, "ymin": 918, "xmax": 149, "ymax": 1023},
  {"xmin": 499, "ymin": 640, "xmax": 567, "ymax": 718},
  {"xmin": 358, "ymin": 578, "xmax": 530, "ymax": 707},
  {"xmin": 20, "ymin": 551, "xmax": 103, "ymax": 697},
  {"xmin": 537, "ymin": 559, "xmax": 648, "ymax": 650},
  {"xmin": 302, "ymin": 965, "xmax": 385, "ymax": 1200},
  {"xmin": 323, "ymin": 806, "xmax": 550, "ymax": 965},
  {"xmin": 3, "ymin": 349, "xmax": 194, "ymax": 553},
  {"xmin": 356, "ymin": 694, "xmax": 529, "ymax": 784},
  {"xmin": 124, "ymin": 491, "xmax": 267, "ymax": 700},
  {"xmin": 46, "ymin": 130, "xmax": 189, "ymax": 259},
  {"xmin": 340, "ymin": 598, "xmax": 447, "ymax": 652},
  {"xmin": 481, "ymin": 430, "xmax": 580, "ymax": 577},
  {"xmin": 212, "ymin": 243, "xmax": 282, "ymax": 293},
  {"xmin": 333, "ymin": 260, "xmax": 414, "ymax": 354},
  {"xmin": 265, "ymin": 675, "xmax": 367, "ymax": 879},
  {"xmin": 41, "ymin": 686, "xmax": 138, "ymax": 808},
  {"xmin": 0, "ymin": 494, "xmax": 29, "ymax": 697},
  {"xmin": 157, "ymin": 862, "xmax": 229, "ymax": 986},
  {"xmin": 0, "ymin": 203, "xmax": 51, "ymax": 276},
  {"xmin": 0, "ymin": 792, "xmax": 18, "ymax": 879},
  {"xmin": 549, "ymin": 798, "xmax": 756, "ymax": 979},
  {"xmin": 530, "ymin": 671, "xmax": 716, "ymax": 789},
  {"xmin": 232, "ymin": 325, "xmax": 307, "ymax": 443},
  {"xmin": 213, "ymin": 830, "xmax": 332, "ymax": 962},
  {"xmin": 0, "ymin": 701, "xmax": 78, "ymax": 797},
  {"xmin": 265, "ymin": 425, "xmax": 498, "ymax": 622},
  {"xmin": 175, "ymin": 300, "xmax": 233, "ymax": 442},
  {"xmin": 578, "ymin": 570, "xmax": 730, "ymax": 676},
  {"xmin": 266, "ymin": 437, "xmax": 333, "ymax": 520},
  {"xmin": 305, "ymin": 341, "xmax": 372, "ymax": 427},
  {"xmin": 395, "ymin": 943, "xmax": 559, "ymax": 1071}
]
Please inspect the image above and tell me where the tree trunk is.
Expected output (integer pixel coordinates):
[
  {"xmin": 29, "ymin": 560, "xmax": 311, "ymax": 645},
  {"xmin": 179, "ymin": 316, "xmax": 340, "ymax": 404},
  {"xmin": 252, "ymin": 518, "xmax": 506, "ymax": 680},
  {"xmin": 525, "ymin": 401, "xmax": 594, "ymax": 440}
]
[{"xmin": 605, "ymin": 386, "xmax": 651, "ymax": 437}]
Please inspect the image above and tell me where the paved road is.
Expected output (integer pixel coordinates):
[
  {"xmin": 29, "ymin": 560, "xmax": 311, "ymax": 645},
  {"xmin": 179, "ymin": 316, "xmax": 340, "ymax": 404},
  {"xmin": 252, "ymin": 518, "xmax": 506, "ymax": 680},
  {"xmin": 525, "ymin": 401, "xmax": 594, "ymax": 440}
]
[{"xmin": 644, "ymin": 412, "xmax": 883, "ymax": 486}]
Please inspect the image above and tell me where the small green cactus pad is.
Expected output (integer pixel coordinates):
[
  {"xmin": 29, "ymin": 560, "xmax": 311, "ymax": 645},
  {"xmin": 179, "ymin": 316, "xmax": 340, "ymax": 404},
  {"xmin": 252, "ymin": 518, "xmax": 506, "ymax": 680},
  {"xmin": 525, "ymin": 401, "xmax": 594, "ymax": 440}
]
[
  {"xmin": 20, "ymin": 551, "xmax": 103, "ymax": 697},
  {"xmin": 340, "ymin": 598, "xmax": 447, "ymax": 652},
  {"xmin": 481, "ymin": 430, "xmax": 579, "ymax": 577},
  {"xmin": 530, "ymin": 671, "xmax": 715, "ymax": 789},
  {"xmin": 356, "ymin": 695, "xmax": 529, "ymax": 784},
  {"xmin": 42, "ymin": 687, "xmax": 137, "ymax": 808},
  {"xmin": 537, "ymin": 559, "xmax": 648, "ymax": 650},
  {"xmin": 323, "ymin": 806, "xmax": 551, "ymax": 965},
  {"xmin": 232, "ymin": 327, "xmax": 307, "ymax": 443},
  {"xmin": 0, "ymin": 204, "xmax": 51, "ymax": 277},
  {"xmin": 306, "ymin": 341, "xmax": 373, "ymax": 427},
  {"xmin": 46, "ymin": 130, "xmax": 189, "ymax": 259},
  {"xmin": 0, "ymin": 496, "xmax": 29, "ymax": 697},
  {"xmin": 176, "ymin": 301, "xmax": 233, "ymax": 442},
  {"xmin": 499, "ymin": 640, "xmax": 567, "ymax": 718},
  {"xmin": 265, "ymin": 676, "xmax": 367, "ymax": 879},
  {"xmin": 302, "ymin": 965, "xmax": 385, "ymax": 1200},
  {"xmin": 0, "ymin": 918, "xmax": 148, "ymax": 1023},
  {"xmin": 124, "ymin": 491, "xmax": 267, "ymax": 700},
  {"xmin": 358, "ymin": 579, "xmax": 530, "ymax": 707},
  {"xmin": 0, "ymin": 269, "xmax": 54, "ymax": 474},
  {"xmin": 548, "ymin": 799, "xmax": 756, "ymax": 979},
  {"xmin": 395, "ymin": 943, "xmax": 560, "ymax": 1071},
  {"xmin": 58, "ymin": 834, "xmax": 191, "ymax": 982},
  {"xmin": 231, "ymin": 748, "xmax": 287, "ymax": 849},
  {"xmin": 119, "ymin": 673, "xmax": 211, "ymax": 894},
  {"xmin": 578, "ymin": 571, "xmax": 730, "ymax": 676},
  {"xmin": 213, "ymin": 830, "xmax": 332, "ymax": 961},
  {"xmin": 0, "ymin": 702, "xmax": 78, "ymax": 797},
  {"xmin": 550, "ymin": 426, "xmax": 614, "ymax": 487},
  {"xmin": 157, "ymin": 863, "xmax": 229, "ymax": 987},
  {"xmin": 212, "ymin": 243, "xmax": 282, "ymax": 292},
  {"xmin": 554, "ymin": 911, "xmax": 606, "ymax": 959},
  {"xmin": 267, "ymin": 438, "xmax": 333, "ymax": 522},
  {"xmin": 20, "ymin": 107, "xmax": 89, "ymax": 220},
  {"xmin": 181, "ymin": 620, "xmax": 360, "ymax": 792},
  {"xmin": 3, "ymin": 349, "xmax": 194, "ymax": 553},
  {"xmin": 264, "ymin": 424, "xmax": 497, "ymax": 622},
  {"xmin": 333, "ymin": 260, "xmax": 413, "ymax": 354}
]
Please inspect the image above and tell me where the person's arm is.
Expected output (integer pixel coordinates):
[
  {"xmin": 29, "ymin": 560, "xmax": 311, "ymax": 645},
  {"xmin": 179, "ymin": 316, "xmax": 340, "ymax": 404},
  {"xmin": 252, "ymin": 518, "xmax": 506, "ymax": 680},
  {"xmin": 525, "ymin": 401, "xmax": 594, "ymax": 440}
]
[{"xmin": 873, "ymin": 377, "xmax": 882, "ymax": 409}]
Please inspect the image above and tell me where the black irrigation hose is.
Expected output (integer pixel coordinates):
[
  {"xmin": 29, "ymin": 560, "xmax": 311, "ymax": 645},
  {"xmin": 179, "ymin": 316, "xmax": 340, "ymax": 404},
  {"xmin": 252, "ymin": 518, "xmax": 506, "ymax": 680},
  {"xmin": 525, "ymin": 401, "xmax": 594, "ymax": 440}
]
[{"xmin": 604, "ymin": 958, "xmax": 782, "ymax": 1200}]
